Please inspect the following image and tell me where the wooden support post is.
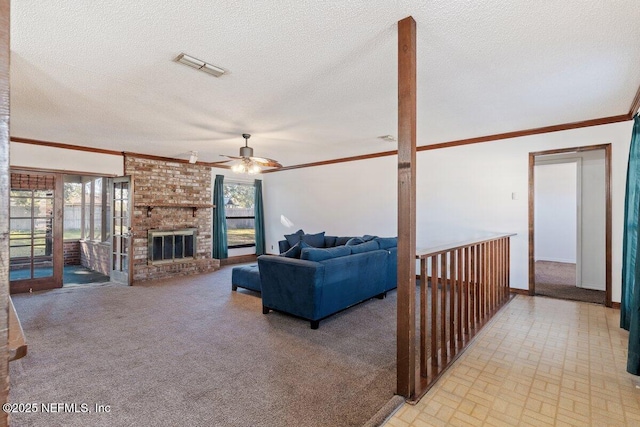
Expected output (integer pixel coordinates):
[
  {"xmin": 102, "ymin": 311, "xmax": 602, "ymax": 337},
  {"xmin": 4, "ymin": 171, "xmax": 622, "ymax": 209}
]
[
  {"xmin": 0, "ymin": 0, "xmax": 10, "ymax": 423},
  {"xmin": 396, "ymin": 15, "xmax": 417, "ymax": 399}
]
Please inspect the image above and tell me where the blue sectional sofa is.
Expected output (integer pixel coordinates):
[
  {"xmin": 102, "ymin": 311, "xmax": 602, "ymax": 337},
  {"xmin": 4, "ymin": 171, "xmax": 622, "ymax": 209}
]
[{"xmin": 258, "ymin": 234, "xmax": 397, "ymax": 329}]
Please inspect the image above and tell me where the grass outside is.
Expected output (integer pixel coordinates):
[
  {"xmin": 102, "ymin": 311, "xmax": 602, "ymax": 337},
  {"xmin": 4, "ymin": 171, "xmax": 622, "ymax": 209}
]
[{"xmin": 228, "ymin": 228, "xmax": 255, "ymax": 246}]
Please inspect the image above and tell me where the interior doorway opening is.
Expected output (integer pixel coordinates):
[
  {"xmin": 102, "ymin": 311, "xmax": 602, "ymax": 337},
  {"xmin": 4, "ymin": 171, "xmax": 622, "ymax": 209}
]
[
  {"xmin": 62, "ymin": 175, "xmax": 111, "ymax": 286},
  {"xmin": 9, "ymin": 171, "xmax": 128, "ymax": 293},
  {"xmin": 528, "ymin": 145, "xmax": 611, "ymax": 307}
]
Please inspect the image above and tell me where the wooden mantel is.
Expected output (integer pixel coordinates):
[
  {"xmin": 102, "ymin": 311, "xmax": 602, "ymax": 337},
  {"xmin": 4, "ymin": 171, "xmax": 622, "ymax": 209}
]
[{"xmin": 136, "ymin": 204, "xmax": 214, "ymax": 218}]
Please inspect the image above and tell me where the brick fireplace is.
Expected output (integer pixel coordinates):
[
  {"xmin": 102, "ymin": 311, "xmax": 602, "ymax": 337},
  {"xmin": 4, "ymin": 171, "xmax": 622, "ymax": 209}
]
[{"xmin": 125, "ymin": 156, "xmax": 220, "ymax": 282}]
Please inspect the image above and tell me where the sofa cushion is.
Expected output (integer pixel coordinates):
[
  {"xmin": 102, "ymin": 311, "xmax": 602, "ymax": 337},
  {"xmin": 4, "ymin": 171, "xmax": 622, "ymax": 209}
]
[
  {"xmin": 301, "ymin": 231, "xmax": 325, "ymax": 248},
  {"xmin": 301, "ymin": 245, "xmax": 351, "ymax": 262},
  {"xmin": 345, "ymin": 237, "xmax": 365, "ymax": 246},
  {"xmin": 284, "ymin": 229, "xmax": 305, "ymax": 247},
  {"xmin": 374, "ymin": 237, "xmax": 398, "ymax": 249},
  {"xmin": 280, "ymin": 241, "xmax": 309, "ymax": 258},
  {"xmin": 335, "ymin": 236, "xmax": 353, "ymax": 246},
  {"xmin": 349, "ymin": 240, "xmax": 379, "ymax": 254}
]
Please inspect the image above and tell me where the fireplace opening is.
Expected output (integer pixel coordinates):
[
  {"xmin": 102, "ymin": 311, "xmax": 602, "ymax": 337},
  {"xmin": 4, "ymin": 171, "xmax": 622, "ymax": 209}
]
[{"xmin": 148, "ymin": 229, "xmax": 196, "ymax": 264}]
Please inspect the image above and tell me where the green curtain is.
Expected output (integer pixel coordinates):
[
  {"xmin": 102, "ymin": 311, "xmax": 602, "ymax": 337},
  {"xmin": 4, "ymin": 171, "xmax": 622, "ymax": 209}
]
[
  {"xmin": 212, "ymin": 174, "xmax": 228, "ymax": 259},
  {"xmin": 254, "ymin": 179, "xmax": 266, "ymax": 256},
  {"xmin": 622, "ymin": 115, "xmax": 640, "ymax": 374}
]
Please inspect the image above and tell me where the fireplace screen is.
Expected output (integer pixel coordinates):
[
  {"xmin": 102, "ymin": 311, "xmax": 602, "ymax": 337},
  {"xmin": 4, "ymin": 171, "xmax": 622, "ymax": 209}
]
[{"xmin": 148, "ymin": 229, "xmax": 197, "ymax": 264}]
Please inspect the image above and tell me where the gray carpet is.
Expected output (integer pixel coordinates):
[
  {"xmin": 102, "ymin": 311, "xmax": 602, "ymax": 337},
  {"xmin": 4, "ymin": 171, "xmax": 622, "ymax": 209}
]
[
  {"xmin": 9, "ymin": 265, "xmax": 398, "ymax": 427},
  {"xmin": 535, "ymin": 261, "xmax": 605, "ymax": 305}
]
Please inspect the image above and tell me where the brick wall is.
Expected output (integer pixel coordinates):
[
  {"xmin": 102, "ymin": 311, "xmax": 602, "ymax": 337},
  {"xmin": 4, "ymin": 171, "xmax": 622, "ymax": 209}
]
[
  {"xmin": 63, "ymin": 241, "xmax": 81, "ymax": 266},
  {"xmin": 125, "ymin": 156, "xmax": 219, "ymax": 282},
  {"xmin": 79, "ymin": 241, "xmax": 110, "ymax": 275},
  {"xmin": 10, "ymin": 172, "xmax": 54, "ymax": 190}
]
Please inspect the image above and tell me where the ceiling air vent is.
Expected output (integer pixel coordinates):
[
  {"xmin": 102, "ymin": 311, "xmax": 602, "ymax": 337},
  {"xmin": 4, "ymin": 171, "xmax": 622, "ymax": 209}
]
[{"xmin": 175, "ymin": 53, "xmax": 225, "ymax": 77}]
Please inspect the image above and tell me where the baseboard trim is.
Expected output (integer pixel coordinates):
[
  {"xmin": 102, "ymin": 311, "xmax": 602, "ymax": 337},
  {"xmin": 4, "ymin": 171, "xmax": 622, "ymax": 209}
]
[
  {"xmin": 220, "ymin": 254, "xmax": 257, "ymax": 266},
  {"xmin": 611, "ymin": 302, "xmax": 621, "ymax": 309},
  {"xmin": 535, "ymin": 258, "xmax": 576, "ymax": 264},
  {"xmin": 510, "ymin": 288, "xmax": 529, "ymax": 295}
]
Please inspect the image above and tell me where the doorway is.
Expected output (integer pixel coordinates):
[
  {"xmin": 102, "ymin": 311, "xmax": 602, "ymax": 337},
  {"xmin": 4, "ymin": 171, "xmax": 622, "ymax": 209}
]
[
  {"xmin": 9, "ymin": 171, "xmax": 130, "ymax": 292},
  {"xmin": 110, "ymin": 177, "xmax": 131, "ymax": 285},
  {"xmin": 9, "ymin": 171, "xmax": 62, "ymax": 292},
  {"xmin": 528, "ymin": 144, "xmax": 611, "ymax": 307}
]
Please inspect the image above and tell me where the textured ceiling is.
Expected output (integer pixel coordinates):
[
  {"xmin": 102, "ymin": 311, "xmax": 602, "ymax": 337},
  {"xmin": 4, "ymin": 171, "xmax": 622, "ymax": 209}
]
[{"xmin": 10, "ymin": 1, "xmax": 640, "ymax": 166}]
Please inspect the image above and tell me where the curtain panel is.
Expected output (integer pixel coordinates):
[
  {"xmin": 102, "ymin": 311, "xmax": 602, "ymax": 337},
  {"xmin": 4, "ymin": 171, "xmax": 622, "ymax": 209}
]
[
  {"xmin": 254, "ymin": 179, "xmax": 266, "ymax": 256},
  {"xmin": 212, "ymin": 174, "xmax": 228, "ymax": 259},
  {"xmin": 622, "ymin": 115, "xmax": 640, "ymax": 374}
]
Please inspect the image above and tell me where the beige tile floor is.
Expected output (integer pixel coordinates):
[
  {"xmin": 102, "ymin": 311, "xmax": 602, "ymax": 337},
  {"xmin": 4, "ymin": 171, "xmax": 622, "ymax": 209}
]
[{"xmin": 383, "ymin": 295, "xmax": 640, "ymax": 427}]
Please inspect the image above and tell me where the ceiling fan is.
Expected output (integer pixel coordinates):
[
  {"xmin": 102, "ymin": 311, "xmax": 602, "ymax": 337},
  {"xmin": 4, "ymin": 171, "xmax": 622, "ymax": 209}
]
[{"xmin": 219, "ymin": 134, "xmax": 282, "ymax": 174}]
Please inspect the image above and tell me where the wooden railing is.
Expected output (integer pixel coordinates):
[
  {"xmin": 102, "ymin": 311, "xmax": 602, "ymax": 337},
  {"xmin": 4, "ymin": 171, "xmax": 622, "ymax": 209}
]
[{"xmin": 413, "ymin": 233, "xmax": 515, "ymax": 399}]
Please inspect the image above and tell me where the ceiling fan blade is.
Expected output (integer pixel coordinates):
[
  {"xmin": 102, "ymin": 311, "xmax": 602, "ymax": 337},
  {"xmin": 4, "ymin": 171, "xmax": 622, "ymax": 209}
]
[
  {"xmin": 250, "ymin": 156, "xmax": 282, "ymax": 168},
  {"xmin": 220, "ymin": 155, "xmax": 242, "ymax": 160}
]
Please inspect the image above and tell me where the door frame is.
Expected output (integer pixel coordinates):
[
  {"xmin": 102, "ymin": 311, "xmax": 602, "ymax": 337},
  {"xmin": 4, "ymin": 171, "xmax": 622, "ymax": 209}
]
[
  {"xmin": 9, "ymin": 170, "xmax": 64, "ymax": 293},
  {"xmin": 533, "ymin": 157, "xmax": 582, "ymax": 287},
  {"xmin": 110, "ymin": 176, "xmax": 133, "ymax": 285},
  {"xmin": 528, "ymin": 143, "xmax": 612, "ymax": 307}
]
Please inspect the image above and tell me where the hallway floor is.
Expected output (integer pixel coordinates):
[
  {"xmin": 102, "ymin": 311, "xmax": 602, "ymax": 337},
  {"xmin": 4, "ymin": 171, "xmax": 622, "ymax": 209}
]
[{"xmin": 384, "ymin": 295, "xmax": 639, "ymax": 426}]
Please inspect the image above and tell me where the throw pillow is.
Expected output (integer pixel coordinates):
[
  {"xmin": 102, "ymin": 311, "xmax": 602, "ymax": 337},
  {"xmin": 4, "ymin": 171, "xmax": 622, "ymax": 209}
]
[
  {"xmin": 345, "ymin": 237, "xmax": 365, "ymax": 246},
  {"xmin": 349, "ymin": 240, "xmax": 379, "ymax": 254},
  {"xmin": 279, "ymin": 240, "xmax": 307, "ymax": 258},
  {"xmin": 335, "ymin": 236, "xmax": 353, "ymax": 246},
  {"xmin": 284, "ymin": 229, "xmax": 305, "ymax": 247},
  {"xmin": 301, "ymin": 231, "xmax": 325, "ymax": 248},
  {"xmin": 301, "ymin": 245, "xmax": 351, "ymax": 262},
  {"xmin": 362, "ymin": 234, "xmax": 378, "ymax": 242},
  {"xmin": 374, "ymin": 237, "xmax": 398, "ymax": 249}
]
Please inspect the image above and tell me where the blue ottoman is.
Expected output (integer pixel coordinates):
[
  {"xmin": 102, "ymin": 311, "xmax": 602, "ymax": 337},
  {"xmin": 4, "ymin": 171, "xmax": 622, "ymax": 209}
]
[{"xmin": 231, "ymin": 264, "xmax": 261, "ymax": 292}]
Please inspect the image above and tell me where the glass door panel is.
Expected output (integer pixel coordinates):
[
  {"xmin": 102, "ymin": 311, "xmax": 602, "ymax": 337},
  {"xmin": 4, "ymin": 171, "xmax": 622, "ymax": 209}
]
[
  {"xmin": 9, "ymin": 186, "xmax": 55, "ymax": 282},
  {"xmin": 111, "ymin": 177, "xmax": 131, "ymax": 285}
]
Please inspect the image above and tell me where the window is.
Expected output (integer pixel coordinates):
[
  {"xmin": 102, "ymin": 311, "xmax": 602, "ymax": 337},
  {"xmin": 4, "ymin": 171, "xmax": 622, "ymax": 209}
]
[
  {"xmin": 65, "ymin": 177, "xmax": 110, "ymax": 242},
  {"xmin": 224, "ymin": 181, "xmax": 255, "ymax": 248},
  {"xmin": 63, "ymin": 182, "xmax": 82, "ymax": 240},
  {"xmin": 93, "ymin": 178, "xmax": 103, "ymax": 241}
]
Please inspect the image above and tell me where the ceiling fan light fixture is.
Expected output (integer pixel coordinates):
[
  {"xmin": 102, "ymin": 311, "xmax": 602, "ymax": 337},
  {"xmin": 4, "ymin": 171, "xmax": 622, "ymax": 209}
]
[
  {"xmin": 231, "ymin": 162, "xmax": 246, "ymax": 174},
  {"xmin": 247, "ymin": 163, "xmax": 262, "ymax": 175},
  {"xmin": 222, "ymin": 133, "xmax": 281, "ymax": 174}
]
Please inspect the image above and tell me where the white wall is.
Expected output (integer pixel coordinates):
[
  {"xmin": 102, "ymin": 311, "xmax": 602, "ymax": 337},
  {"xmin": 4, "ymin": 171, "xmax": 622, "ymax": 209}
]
[
  {"xmin": 263, "ymin": 120, "xmax": 632, "ymax": 302},
  {"xmin": 534, "ymin": 162, "xmax": 577, "ymax": 263},
  {"xmin": 580, "ymin": 150, "xmax": 606, "ymax": 290},
  {"xmin": 10, "ymin": 142, "xmax": 124, "ymax": 176}
]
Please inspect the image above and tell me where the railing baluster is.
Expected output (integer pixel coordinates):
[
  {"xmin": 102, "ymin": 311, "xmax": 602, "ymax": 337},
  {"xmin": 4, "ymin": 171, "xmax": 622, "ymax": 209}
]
[
  {"xmin": 456, "ymin": 247, "xmax": 463, "ymax": 345},
  {"xmin": 463, "ymin": 246, "xmax": 470, "ymax": 336},
  {"xmin": 471, "ymin": 245, "xmax": 477, "ymax": 328},
  {"xmin": 489, "ymin": 240, "xmax": 498, "ymax": 312},
  {"xmin": 440, "ymin": 253, "xmax": 447, "ymax": 360},
  {"xmin": 449, "ymin": 250, "xmax": 456, "ymax": 351},
  {"xmin": 420, "ymin": 255, "xmax": 427, "ymax": 376},
  {"xmin": 431, "ymin": 255, "xmax": 437, "ymax": 367}
]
